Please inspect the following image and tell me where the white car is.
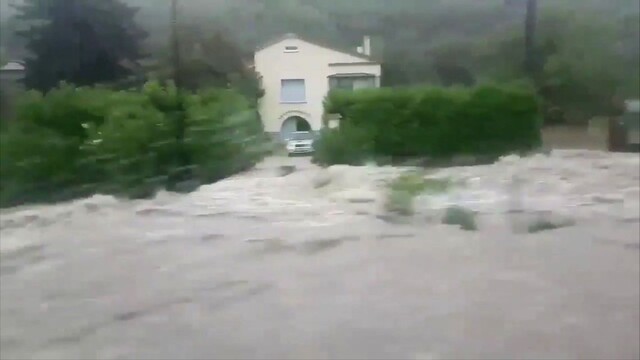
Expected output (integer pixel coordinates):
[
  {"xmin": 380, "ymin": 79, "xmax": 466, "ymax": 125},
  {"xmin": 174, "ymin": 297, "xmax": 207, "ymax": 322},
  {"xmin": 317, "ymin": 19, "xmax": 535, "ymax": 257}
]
[{"xmin": 285, "ymin": 131, "xmax": 315, "ymax": 156}]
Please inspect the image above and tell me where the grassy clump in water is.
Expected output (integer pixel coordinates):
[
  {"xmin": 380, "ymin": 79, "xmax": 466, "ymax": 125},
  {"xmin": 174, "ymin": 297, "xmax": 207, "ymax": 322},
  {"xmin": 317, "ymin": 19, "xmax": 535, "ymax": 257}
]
[
  {"xmin": 389, "ymin": 172, "xmax": 452, "ymax": 196},
  {"xmin": 384, "ymin": 190, "xmax": 415, "ymax": 216},
  {"xmin": 385, "ymin": 172, "xmax": 453, "ymax": 216},
  {"xmin": 527, "ymin": 217, "xmax": 575, "ymax": 233},
  {"xmin": 442, "ymin": 205, "xmax": 478, "ymax": 231}
]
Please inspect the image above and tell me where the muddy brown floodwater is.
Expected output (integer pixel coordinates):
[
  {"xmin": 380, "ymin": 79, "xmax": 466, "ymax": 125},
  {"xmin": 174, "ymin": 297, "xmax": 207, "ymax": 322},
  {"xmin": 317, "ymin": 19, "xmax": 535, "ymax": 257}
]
[{"xmin": 1, "ymin": 151, "xmax": 639, "ymax": 360}]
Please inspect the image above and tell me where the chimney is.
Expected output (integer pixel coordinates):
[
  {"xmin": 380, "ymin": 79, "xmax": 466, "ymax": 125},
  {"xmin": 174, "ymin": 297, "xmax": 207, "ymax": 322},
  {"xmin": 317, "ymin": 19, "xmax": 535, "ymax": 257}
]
[{"xmin": 363, "ymin": 36, "xmax": 371, "ymax": 56}]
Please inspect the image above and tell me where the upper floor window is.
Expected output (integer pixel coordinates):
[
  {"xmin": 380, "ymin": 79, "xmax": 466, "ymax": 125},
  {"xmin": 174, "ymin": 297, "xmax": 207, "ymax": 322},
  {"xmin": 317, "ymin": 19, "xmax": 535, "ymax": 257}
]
[
  {"xmin": 280, "ymin": 79, "xmax": 306, "ymax": 103},
  {"xmin": 329, "ymin": 76, "xmax": 376, "ymax": 91},
  {"xmin": 284, "ymin": 46, "xmax": 299, "ymax": 53}
]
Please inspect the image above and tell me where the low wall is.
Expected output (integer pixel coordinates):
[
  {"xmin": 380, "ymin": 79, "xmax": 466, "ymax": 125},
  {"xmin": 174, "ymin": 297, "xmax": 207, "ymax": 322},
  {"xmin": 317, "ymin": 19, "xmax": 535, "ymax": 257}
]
[{"xmin": 541, "ymin": 124, "xmax": 608, "ymax": 151}]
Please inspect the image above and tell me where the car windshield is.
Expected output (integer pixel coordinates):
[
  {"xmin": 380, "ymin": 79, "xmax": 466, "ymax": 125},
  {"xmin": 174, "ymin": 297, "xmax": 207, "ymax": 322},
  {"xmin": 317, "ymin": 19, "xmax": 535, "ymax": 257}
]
[{"xmin": 290, "ymin": 132, "xmax": 313, "ymax": 141}]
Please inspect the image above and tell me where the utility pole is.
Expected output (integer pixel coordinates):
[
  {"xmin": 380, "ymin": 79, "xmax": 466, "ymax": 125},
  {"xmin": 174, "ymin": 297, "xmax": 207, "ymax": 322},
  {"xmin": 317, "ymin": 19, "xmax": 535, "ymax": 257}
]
[
  {"xmin": 170, "ymin": 0, "xmax": 189, "ymax": 183},
  {"xmin": 524, "ymin": 0, "xmax": 538, "ymax": 77},
  {"xmin": 171, "ymin": 0, "xmax": 182, "ymax": 89},
  {"xmin": 504, "ymin": 0, "xmax": 538, "ymax": 76}
]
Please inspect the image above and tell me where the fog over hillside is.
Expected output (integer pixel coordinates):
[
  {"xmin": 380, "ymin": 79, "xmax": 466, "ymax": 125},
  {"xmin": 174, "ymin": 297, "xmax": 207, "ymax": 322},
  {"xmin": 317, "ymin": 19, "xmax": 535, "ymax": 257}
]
[{"xmin": 1, "ymin": 0, "xmax": 638, "ymax": 98}]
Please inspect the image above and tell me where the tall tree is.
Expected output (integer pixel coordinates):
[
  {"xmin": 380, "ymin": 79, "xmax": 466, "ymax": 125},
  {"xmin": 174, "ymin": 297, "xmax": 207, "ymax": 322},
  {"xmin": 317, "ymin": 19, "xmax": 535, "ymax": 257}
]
[
  {"xmin": 149, "ymin": 26, "xmax": 263, "ymax": 103},
  {"xmin": 14, "ymin": 0, "xmax": 147, "ymax": 92}
]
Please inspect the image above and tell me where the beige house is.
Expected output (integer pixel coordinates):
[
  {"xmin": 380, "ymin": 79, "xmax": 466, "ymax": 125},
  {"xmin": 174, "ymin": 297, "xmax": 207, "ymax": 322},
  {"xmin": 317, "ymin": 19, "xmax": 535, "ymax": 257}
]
[{"xmin": 254, "ymin": 33, "xmax": 382, "ymax": 141}]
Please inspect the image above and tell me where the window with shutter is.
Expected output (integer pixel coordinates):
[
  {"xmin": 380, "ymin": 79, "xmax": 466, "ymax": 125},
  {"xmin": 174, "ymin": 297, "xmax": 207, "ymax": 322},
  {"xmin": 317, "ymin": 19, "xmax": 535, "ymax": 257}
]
[{"xmin": 280, "ymin": 79, "xmax": 306, "ymax": 103}]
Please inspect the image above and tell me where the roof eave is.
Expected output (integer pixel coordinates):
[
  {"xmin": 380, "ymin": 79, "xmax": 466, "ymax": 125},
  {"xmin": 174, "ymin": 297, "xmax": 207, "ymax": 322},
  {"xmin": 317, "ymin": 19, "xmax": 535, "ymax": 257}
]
[
  {"xmin": 329, "ymin": 61, "xmax": 379, "ymax": 66},
  {"xmin": 328, "ymin": 72, "xmax": 377, "ymax": 78},
  {"xmin": 255, "ymin": 33, "xmax": 373, "ymax": 62}
]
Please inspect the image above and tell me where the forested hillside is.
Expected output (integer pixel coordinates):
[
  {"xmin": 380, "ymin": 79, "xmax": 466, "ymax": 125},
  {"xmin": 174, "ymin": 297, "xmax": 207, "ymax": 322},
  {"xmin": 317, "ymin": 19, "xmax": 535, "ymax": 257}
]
[
  {"xmin": 132, "ymin": 0, "xmax": 640, "ymax": 121},
  {"xmin": 1, "ymin": 0, "xmax": 638, "ymax": 121}
]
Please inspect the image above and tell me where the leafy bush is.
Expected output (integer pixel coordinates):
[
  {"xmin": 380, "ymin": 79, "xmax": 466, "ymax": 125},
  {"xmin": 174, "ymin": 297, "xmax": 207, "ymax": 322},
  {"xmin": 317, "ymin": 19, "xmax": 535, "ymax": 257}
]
[
  {"xmin": 185, "ymin": 88, "xmax": 266, "ymax": 182},
  {"xmin": 16, "ymin": 83, "xmax": 116, "ymax": 140},
  {"xmin": 319, "ymin": 84, "xmax": 542, "ymax": 164},
  {"xmin": 81, "ymin": 91, "xmax": 177, "ymax": 198},
  {"xmin": 143, "ymin": 81, "xmax": 182, "ymax": 114},
  {"xmin": 0, "ymin": 123, "xmax": 89, "ymax": 206},
  {"xmin": 0, "ymin": 82, "xmax": 266, "ymax": 207},
  {"xmin": 0, "ymin": 84, "xmax": 123, "ymax": 206}
]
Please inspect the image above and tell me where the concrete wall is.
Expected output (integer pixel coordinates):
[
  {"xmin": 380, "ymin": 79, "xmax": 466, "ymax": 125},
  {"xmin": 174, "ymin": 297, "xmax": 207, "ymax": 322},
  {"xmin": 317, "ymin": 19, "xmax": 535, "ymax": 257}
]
[{"xmin": 254, "ymin": 36, "xmax": 381, "ymax": 137}]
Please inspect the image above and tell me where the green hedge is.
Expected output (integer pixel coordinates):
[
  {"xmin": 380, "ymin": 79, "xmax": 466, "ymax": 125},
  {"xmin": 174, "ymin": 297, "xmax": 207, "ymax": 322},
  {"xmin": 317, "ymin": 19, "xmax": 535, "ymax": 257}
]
[
  {"xmin": 312, "ymin": 122, "xmax": 373, "ymax": 166},
  {"xmin": 314, "ymin": 84, "xmax": 541, "ymax": 165},
  {"xmin": 0, "ymin": 82, "xmax": 266, "ymax": 207}
]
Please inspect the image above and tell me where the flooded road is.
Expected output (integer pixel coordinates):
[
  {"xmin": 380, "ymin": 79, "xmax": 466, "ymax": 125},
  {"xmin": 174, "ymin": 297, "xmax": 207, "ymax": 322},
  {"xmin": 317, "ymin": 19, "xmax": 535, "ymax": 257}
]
[{"xmin": 1, "ymin": 152, "xmax": 639, "ymax": 359}]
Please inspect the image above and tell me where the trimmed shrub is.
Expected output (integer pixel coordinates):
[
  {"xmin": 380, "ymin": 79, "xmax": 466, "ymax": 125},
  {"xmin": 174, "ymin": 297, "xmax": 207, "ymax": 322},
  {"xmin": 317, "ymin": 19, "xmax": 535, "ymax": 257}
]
[
  {"xmin": 312, "ymin": 122, "xmax": 373, "ymax": 166},
  {"xmin": 317, "ymin": 84, "xmax": 542, "ymax": 164}
]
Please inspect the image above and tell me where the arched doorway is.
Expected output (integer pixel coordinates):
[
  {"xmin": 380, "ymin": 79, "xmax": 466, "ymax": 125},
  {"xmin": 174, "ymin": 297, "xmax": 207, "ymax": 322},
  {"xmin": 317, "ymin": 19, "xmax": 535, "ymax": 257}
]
[{"xmin": 280, "ymin": 115, "xmax": 311, "ymax": 141}]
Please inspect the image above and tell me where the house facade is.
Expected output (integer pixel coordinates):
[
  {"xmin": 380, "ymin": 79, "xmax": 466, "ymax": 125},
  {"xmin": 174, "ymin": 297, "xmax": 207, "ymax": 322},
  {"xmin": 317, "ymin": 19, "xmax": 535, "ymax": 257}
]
[{"xmin": 253, "ymin": 33, "xmax": 381, "ymax": 141}]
